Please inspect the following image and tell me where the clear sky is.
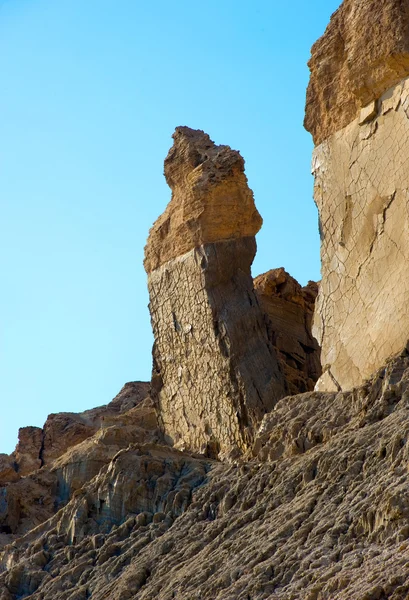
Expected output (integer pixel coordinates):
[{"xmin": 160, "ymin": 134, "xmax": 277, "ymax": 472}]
[{"xmin": 0, "ymin": 0, "xmax": 340, "ymax": 454}]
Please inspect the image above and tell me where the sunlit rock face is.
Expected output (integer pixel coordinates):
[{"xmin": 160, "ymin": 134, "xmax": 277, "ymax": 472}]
[
  {"xmin": 144, "ymin": 127, "xmax": 287, "ymax": 457},
  {"xmin": 305, "ymin": 0, "xmax": 409, "ymax": 391}
]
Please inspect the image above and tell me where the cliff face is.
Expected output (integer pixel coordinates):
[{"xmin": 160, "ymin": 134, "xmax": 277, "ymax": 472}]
[
  {"xmin": 305, "ymin": 0, "xmax": 409, "ymax": 146},
  {"xmin": 144, "ymin": 127, "xmax": 287, "ymax": 457},
  {"xmin": 0, "ymin": 383, "xmax": 155, "ymax": 539},
  {"xmin": 306, "ymin": 0, "xmax": 409, "ymax": 391}
]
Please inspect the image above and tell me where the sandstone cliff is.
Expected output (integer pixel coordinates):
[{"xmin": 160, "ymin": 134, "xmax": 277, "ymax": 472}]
[
  {"xmin": 144, "ymin": 127, "xmax": 287, "ymax": 457},
  {"xmin": 305, "ymin": 0, "xmax": 409, "ymax": 391}
]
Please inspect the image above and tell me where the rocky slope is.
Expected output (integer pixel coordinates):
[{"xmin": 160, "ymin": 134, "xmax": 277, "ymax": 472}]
[
  {"xmin": 3, "ymin": 350, "xmax": 409, "ymax": 599},
  {"xmin": 305, "ymin": 0, "xmax": 409, "ymax": 392}
]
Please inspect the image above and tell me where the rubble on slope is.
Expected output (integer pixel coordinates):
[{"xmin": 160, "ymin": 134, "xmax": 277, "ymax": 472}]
[{"xmin": 2, "ymin": 351, "xmax": 409, "ymax": 599}]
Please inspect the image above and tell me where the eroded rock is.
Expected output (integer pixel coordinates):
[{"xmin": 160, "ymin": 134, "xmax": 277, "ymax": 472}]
[
  {"xmin": 305, "ymin": 0, "xmax": 409, "ymax": 145},
  {"xmin": 0, "ymin": 384, "xmax": 154, "ymax": 540},
  {"xmin": 306, "ymin": 0, "xmax": 409, "ymax": 391},
  {"xmin": 12, "ymin": 427, "xmax": 42, "ymax": 476},
  {"xmin": 145, "ymin": 127, "xmax": 286, "ymax": 457},
  {"xmin": 254, "ymin": 268, "xmax": 321, "ymax": 394},
  {"xmin": 3, "ymin": 351, "xmax": 409, "ymax": 599}
]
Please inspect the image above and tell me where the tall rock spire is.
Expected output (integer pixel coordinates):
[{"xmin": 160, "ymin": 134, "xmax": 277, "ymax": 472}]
[{"xmin": 144, "ymin": 127, "xmax": 286, "ymax": 456}]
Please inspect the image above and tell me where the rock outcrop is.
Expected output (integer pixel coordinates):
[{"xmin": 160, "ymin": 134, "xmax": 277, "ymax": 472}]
[
  {"xmin": 145, "ymin": 127, "xmax": 287, "ymax": 457},
  {"xmin": 3, "ymin": 350, "xmax": 409, "ymax": 599},
  {"xmin": 305, "ymin": 0, "xmax": 409, "ymax": 391},
  {"xmin": 305, "ymin": 0, "xmax": 409, "ymax": 146},
  {"xmin": 254, "ymin": 268, "xmax": 321, "ymax": 394},
  {"xmin": 0, "ymin": 383, "xmax": 155, "ymax": 538}
]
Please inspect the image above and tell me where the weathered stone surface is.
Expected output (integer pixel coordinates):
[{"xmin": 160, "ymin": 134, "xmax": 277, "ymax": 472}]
[
  {"xmin": 254, "ymin": 268, "xmax": 321, "ymax": 394},
  {"xmin": 145, "ymin": 127, "xmax": 286, "ymax": 457},
  {"xmin": 12, "ymin": 427, "xmax": 42, "ymax": 476},
  {"xmin": 0, "ymin": 458, "xmax": 18, "ymax": 487},
  {"xmin": 3, "ymin": 351, "xmax": 409, "ymax": 598},
  {"xmin": 305, "ymin": 0, "xmax": 409, "ymax": 145},
  {"xmin": 144, "ymin": 126, "xmax": 262, "ymax": 273},
  {"xmin": 0, "ymin": 384, "xmax": 155, "ymax": 539},
  {"xmin": 305, "ymin": 0, "xmax": 409, "ymax": 391},
  {"xmin": 311, "ymin": 77, "xmax": 409, "ymax": 391}
]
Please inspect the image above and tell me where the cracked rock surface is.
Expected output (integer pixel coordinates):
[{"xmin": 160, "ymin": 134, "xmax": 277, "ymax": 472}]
[
  {"xmin": 312, "ymin": 77, "xmax": 409, "ymax": 391},
  {"xmin": 306, "ymin": 0, "xmax": 409, "ymax": 391},
  {"xmin": 145, "ymin": 127, "xmax": 287, "ymax": 457}
]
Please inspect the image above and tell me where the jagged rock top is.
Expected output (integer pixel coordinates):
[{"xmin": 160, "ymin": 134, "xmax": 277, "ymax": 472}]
[
  {"xmin": 305, "ymin": 0, "xmax": 409, "ymax": 145},
  {"xmin": 144, "ymin": 127, "xmax": 262, "ymax": 273}
]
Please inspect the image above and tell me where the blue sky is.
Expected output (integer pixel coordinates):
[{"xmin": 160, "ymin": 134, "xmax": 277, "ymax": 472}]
[{"xmin": 0, "ymin": 0, "xmax": 340, "ymax": 454}]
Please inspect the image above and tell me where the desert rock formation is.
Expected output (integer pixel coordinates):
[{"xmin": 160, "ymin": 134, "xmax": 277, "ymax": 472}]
[
  {"xmin": 3, "ymin": 350, "xmax": 409, "ymax": 598},
  {"xmin": 145, "ymin": 127, "xmax": 287, "ymax": 457},
  {"xmin": 305, "ymin": 0, "xmax": 409, "ymax": 391},
  {"xmin": 7, "ymin": 0, "xmax": 409, "ymax": 593},
  {"xmin": 254, "ymin": 268, "xmax": 321, "ymax": 394},
  {"xmin": 0, "ymin": 383, "xmax": 154, "ymax": 538},
  {"xmin": 305, "ymin": 0, "xmax": 409, "ymax": 146}
]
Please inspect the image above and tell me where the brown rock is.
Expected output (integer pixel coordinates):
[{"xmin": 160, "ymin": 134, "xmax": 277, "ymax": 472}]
[
  {"xmin": 305, "ymin": 0, "xmax": 409, "ymax": 145},
  {"xmin": 305, "ymin": 0, "xmax": 409, "ymax": 391},
  {"xmin": 144, "ymin": 127, "xmax": 262, "ymax": 274},
  {"xmin": 9, "ymin": 382, "xmax": 151, "ymax": 478},
  {"xmin": 3, "ymin": 351, "xmax": 409, "ymax": 599},
  {"xmin": 0, "ymin": 384, "xmax": 154, "ymax": 540},
  {"xmin": 145, "ymin": 127, "xmax": 286, "ymax": 457},
  {"xmin": 254, "ymin": 268, "xmax": 321, "ymax": 394},
  {"xmin": 0, "ymin": 456, "xmax": 19, "ymax": 486},
  {"xmin": 12, "ymin": 427, "xmax": 43, "ymax": 476}
]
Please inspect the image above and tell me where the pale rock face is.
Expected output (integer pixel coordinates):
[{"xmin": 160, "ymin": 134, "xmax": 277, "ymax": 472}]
[
  {"xmin": 312, "ymin": 78, "xmax": 409, "ymax": 391},
  {"xmin": 145, "ymin": 127, "xmax": 286, "ymax": 456},
  {"xmin": 306, "ymin": 0, "xmax": 409, "ymax": 391},
  {"xmin": 305, "ymin": 0, "xmax": 409, "ymax": 145}
]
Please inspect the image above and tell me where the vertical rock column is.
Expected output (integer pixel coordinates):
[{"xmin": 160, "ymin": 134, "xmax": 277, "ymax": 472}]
[
  {"xmin": 305, "ymin": 0, "xmax": 409, "ymax": 391},
  {"xmin": 144, "ymin": 127, "xmax": 286, "ymax": 456}
]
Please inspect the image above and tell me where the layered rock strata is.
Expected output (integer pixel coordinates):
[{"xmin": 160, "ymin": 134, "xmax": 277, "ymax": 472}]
[
  {"xmin": 254, "ymin": 268, "xmax": 321, "ymax": 394},
  {"xmin": 305, "ymin": 0, "xmax": 409, "ymax": 391},
  {"xmin": 144, "ymin": 127, "xmax": 286, "ymax": 456}
]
